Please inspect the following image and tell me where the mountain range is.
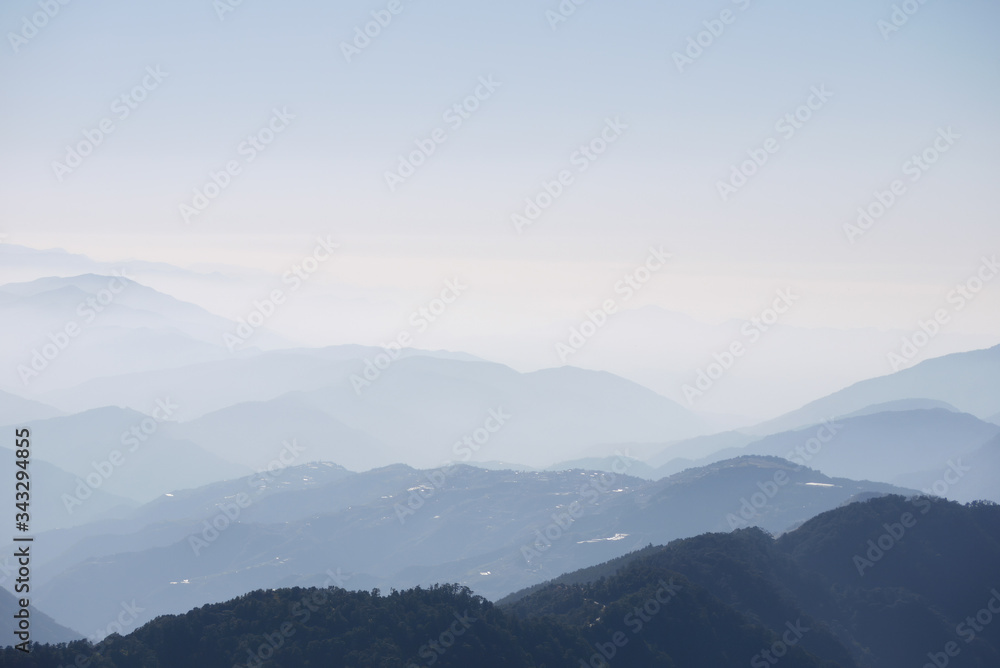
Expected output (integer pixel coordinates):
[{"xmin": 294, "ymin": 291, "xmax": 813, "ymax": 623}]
[
  {"xmin": 6, "ymin": 495, "xmax": 999, "ymax": 667},
  {"xmin": 26, "ymin": 455, "xmax": 916, "ymax": 637},
  {"xmin": 1, "ymin": 269, "xmax": 999, "ymax": 660}
]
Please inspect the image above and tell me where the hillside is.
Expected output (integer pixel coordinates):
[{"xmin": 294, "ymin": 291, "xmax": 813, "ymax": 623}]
[
  {"xmin": 29, "ymin": 457, "xmax": 916, "ymax": 637},
  {"xmin": 7, "ymin": 496, "xmax": 1000, "ymax": 667}
]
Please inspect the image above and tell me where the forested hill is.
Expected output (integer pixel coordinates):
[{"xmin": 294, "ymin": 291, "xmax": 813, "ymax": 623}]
[
  {"xmin": 3, "ymin": 495, "xmax": 999, "ymax": 667},
  {"xmin": 504, "ymin": 495, "xmax": 1000, "ymax": 668}
]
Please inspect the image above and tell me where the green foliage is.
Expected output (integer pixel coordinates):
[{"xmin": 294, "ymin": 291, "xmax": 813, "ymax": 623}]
[{"xmin": 3, "ymin": 496, "xmax": 999, "ymax": 667}]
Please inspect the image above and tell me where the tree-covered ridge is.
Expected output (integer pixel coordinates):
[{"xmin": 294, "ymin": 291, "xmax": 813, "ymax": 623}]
[
  {"xmin": 2, "ymin": 496, "xmax": 998, "ymax": 667},
  {"xmin": 0, "ymin": 578, "xmax": 830, "ymax": 667},
  {"xmin": 506, "ymin": 495, "xmax": 1000, "ymax": 668},
  {"xmin": 0, "ymin": 584, "xmax": 595, "ymax": 668}
]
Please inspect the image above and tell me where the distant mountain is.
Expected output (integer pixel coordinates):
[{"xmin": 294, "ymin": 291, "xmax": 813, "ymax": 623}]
[
  {"xmin": 37, "ymin": 349, "xmax": 356, "ymax": 420},
  {"xmin": 636, "ymin": 430, "xmax": 761, "ymax": 478},
  {"xmin": 0, "ymin": 455, "xmax": 138, "ymax": 533},
  {"xmin": 538, "ymin": 302, "xmax": 997, "ymax": 419},
  {"xmin": 0, "ymin": 273, "xmax": 284, "ymax": 394},
  {"xmin": 893, "ymin": 432, "xmax": 1000, "ymax": 503},
  {"xmin": 30, "ymin": 462, "xmax": 356, "ymax": 586},
  {"xmin": 0, "ymin": 589, "xmax": 80, "ymax": 645},
  {"xmin": 644, "ymin": 430, "xmax": 757, "ymax": 468},
  {"xmin": 839, "ymin": 397, "xmax": 960, "ymax": 418},
  {"xmin": 173, "ymin": 393, "xmax": 392, "ymax": 471},
  {"xmin": 1, "ymin": 274, "xmax": 229, "ymax": 333},
  {"xmin": 284, "ymin": 357, "xmax": 709, "ymax": 467},
  {"xmin": 720, "ymin": 409, "xmax": 1000, "ymax": 498},
  {"xmin": 10, "ymin": 496, "xmax": 1000, "ymax": 667},
  {"xmin": 545, "ymin": 456, "xmax": 659, "ymax": 479},
  {"xmin": 988, "ymin": 411, "xmax": 1000, "ymax": 426},
  {"xmin": 7, "ymin": 406, "xmax": 250, "ymax": 509},
  {"xmin": 0, "ymin": 390, "xmax": 62, "ymax": 424},
  {"xmin": 31, "ymin": 457, "xmax": 915, "ymax": 636},
  {"xmin": 0, "ymin": 244, "xmax": 215, "ymax": 284},
  {"xmin": 748, "ymin": 343, "xmax": 1000, "ymax": 434},
  {"xmin": 467, "ymin": 460, "xmax": 536, "ymax": 472},
  {"xmin": 38, "ymin": 352, "xmax": 709, "ymax": 470}
]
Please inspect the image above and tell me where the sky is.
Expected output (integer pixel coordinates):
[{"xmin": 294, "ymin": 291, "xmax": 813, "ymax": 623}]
[{"xmin": 1, "ymin": 0, "xmax": 998, "ymax": 419}]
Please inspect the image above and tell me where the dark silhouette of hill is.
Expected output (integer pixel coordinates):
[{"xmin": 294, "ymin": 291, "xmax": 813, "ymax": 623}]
[
  {"xmin": 5, "ymin": 495, "xmax": 999, "ymax": 667},
  {"xmin": 503, "ymin": 495, "xmax": 1000, "ymax": 668}
]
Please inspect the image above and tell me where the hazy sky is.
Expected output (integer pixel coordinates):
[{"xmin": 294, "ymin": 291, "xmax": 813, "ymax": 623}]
[{"xmin": 2, "ymin": 0, "xmax": 998, "ymax": 416}]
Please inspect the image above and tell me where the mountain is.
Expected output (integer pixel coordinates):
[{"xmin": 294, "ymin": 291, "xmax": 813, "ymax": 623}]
[
  {"xmin": 893, "ymin": 432, "xmax": 1000, "ymax": 503},
  {"xmin": 1, "ymin": 581, "xmax": 836, "ymax": 668},
  {"xmin": 503, "ymin": 495, "xmax": 1000, "ymax": 668},
  {"xmin": 719, "ymin": 409, "xmax": 1000, "ymax": 497},
  {"xmin": 546, "ymin": 456, "xmax": 659, "ymax": 479},
  {"xmin": 0, "ymin": 390, "xmax": 62, "ymax": 424},
  {"xmin": 0, "ymin": 589, "xmax": 80, "ymax": 645},
  {"xmin": 534, "ymin": 302, "xmax": 998, "ymax": 419},
  {"xmin": 748, "ymin": 343, "xmax": 1000, "ymax": 434},
  {"xmin": 0, "ymin": 244, "xmax": 220, "ymax": 286},
  {"xmin": 0, "ymin": 273, "xmax": 281, "ymax": 394},
  {"xmin": 172, "ymin": 394, "xmax": 392, "ymax": 472},
  {"xmin": 644, "ymin": 430, "xmax": 757, "ymax": 468},
  {"xmin": 9, "ymin": 496, "xmax": 1000, "ymax": 667},
  {"xmin": 38, "ymin": 351, "xmax": 709, "ymax": 469},
  {"xmin": 258, "ymin": 358, "xmax": 708, "ymax": 467},
  {"xmin": 839, "ymin": 397, "xmax": 960, "ymax": 418},
  {"xmin": 0, "ymin": 455, "xmax": 137, "ymax": 533},
  {"xmin": 959, "ymin": 433, "xmax": 1000, "ymax": 501},
  {"xmin": 6, "ymin": 407, "xmax": 250, "ymax": 509},
  {"xmin": 30, "ymin": 457, "xmax": 916, "ymax": 636},
  {"xmin": 36, "ymin": 348, "xmax": 356, "ymax": 421}
]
